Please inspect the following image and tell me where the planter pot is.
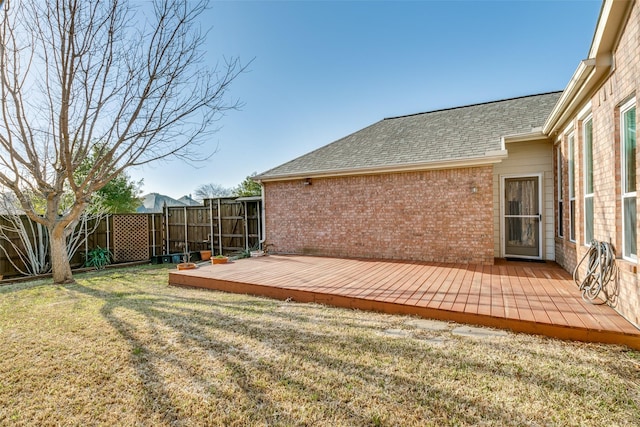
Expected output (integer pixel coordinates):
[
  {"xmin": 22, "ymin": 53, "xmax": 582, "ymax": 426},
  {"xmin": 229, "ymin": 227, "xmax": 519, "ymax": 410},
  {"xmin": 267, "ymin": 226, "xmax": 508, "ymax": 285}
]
[
  {"xmin": 176, "ymin": 262, "xmax": 197, "ymax": 271},
  {"xmin": 200, "ymin": 250, "xmax": 212, "ymax": 261},
  {"xmin": 211, "ymin": 256, "xmax": 228, "ymax": 265},
  {"xmin": 250, "ymin": 250, "xmax": 265, "ymax": 257}
]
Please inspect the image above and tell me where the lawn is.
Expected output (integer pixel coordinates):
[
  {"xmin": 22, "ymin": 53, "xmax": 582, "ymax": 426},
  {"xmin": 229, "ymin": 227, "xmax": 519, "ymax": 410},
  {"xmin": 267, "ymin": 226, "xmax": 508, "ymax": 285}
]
[{"xmin": 0, "ymin": 265, "xmax": 638, "ymax": 426}]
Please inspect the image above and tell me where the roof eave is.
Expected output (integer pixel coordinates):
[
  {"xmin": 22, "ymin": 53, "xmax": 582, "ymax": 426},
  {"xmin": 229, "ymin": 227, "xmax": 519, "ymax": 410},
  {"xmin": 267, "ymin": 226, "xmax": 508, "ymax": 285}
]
[
  {"xmin": 542, "ymin": 60, "xmax": 598, "ymax": 135},
  {"xmin": 255, "ymin": 152, "xmax": 509, "ymax": 182},
  {"xmin": 543, "ymin": 0, "xmax": 631, "ymax": 135}
]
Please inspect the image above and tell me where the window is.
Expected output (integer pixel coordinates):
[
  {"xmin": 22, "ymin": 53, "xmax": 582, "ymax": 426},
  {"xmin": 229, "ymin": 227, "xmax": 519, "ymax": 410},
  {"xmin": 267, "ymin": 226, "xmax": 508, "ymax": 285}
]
[
  {"xmin": 557, "ymin": 145, "xmax": 564, "ymax": 238},
  {"xmin": 584, "ymin": 117, "xmax": 594, "ymax": 244},
  {"xmin": 621, "ymin": 101, "xmax": 636, "ymax": 260},
  {"xmin": 568, "ymin": 133, "xmax": 576, "ymax": 242}
]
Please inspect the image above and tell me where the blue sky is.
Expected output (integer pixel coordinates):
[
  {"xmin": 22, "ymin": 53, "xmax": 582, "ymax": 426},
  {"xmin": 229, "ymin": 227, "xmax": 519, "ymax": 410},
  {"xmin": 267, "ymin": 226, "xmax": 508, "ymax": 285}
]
[{"xmin": 130, "ymin": 0, "xmax": 603, "ymax": 199}]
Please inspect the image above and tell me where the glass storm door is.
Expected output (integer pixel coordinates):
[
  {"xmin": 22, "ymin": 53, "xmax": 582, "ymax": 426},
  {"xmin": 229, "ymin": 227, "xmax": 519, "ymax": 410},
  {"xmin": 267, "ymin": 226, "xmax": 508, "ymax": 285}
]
[{"xmin": 504, "ymin": 177, "xmax": 541, "ymax": 258}]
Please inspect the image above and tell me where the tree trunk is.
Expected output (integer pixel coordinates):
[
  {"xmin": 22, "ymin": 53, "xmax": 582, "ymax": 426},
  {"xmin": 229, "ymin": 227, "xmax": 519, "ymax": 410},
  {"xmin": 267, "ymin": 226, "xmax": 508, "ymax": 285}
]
[{"xmin": 49, "ymin": 223, "xmax": 74, "ymax": 284}]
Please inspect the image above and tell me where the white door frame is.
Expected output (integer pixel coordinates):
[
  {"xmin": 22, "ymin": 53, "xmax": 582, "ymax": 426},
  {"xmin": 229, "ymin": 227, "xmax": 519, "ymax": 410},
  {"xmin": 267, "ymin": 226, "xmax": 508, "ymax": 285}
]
[{"xmin": 500, "ymin": 173, "xmax": 543, "ymax": 260}]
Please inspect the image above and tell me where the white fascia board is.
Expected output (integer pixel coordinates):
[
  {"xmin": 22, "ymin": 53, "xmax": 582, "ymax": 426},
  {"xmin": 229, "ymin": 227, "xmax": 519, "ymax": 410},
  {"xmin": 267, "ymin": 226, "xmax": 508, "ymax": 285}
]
[
  {"xmin": 257, "ymin": 154, "xmax": 509, "ymax": 182},
  {"xmin": 588, "ymin": 0, "xmax": 630, "ymax": 60},
  {"xmin": 589, "ymin": 0, "xmax": 612, "ymax": 59}
]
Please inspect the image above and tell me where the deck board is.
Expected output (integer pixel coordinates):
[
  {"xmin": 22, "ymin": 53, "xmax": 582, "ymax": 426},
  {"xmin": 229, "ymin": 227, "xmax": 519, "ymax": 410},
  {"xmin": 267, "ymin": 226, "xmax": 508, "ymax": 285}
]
[{"xmin": 169, "ymin": 255, "xmax": 640, "ymax": 349}]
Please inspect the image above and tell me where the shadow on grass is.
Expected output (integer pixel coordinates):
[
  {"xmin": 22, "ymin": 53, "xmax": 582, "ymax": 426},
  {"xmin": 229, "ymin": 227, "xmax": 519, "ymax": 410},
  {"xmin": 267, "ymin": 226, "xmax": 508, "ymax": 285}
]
[{"xmin": 65, "ymin": 268, "xmax": 637, "ymax": 426}]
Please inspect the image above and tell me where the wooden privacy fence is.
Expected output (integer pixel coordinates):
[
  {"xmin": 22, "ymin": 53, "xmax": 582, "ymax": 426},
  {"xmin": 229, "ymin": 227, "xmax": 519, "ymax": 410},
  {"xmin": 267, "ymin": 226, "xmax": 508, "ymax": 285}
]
[
  {"xmin": 156, "ymin": 196, "xmax": 262, "ymax": 259},
  {"xmin": 0, "ymin": 197, "xmax": 262, "ymax": 278}
]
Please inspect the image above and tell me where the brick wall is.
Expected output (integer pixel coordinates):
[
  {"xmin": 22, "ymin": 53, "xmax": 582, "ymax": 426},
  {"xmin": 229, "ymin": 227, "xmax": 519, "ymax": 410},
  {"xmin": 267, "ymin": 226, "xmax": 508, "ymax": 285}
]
[
  {"xmin": 554, "ymin": 0, "xmax": 640, "ymax": 327},
  {"xmin": 264, "ymin": 167, "xmax": 494, "ymax": 264}
]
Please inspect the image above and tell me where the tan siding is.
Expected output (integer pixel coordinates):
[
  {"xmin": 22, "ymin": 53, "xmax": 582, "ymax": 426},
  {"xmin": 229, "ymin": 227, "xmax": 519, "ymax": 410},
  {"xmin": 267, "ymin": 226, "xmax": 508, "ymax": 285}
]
[{"xmin": 492, "ymin": 140, "xmax": 554, "ymax": 260}]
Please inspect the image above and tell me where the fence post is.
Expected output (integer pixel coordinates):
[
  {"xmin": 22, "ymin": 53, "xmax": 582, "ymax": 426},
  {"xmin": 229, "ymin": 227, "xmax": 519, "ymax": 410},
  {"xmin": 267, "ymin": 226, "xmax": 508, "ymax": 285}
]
[
  {"xmin": 84, "ymin": 215, "xmax": 88, "ymax": 258},
  {"xmin": 209, "ymin": 199, "xmax": 214, "ymax": 253},
  {"xmin": 151, "ymin": 214, "xmax": 156, "ymax": 257},
  {"xmin": 106, "ymin": 215, "xmax": 110, "ymax": 253}
]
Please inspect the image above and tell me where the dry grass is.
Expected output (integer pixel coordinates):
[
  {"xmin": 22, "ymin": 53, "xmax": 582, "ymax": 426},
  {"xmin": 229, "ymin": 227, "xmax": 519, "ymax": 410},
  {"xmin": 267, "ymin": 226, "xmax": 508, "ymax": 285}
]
[{"xmin": 0, "ymin": 264, "xmax": 639, "ymax": 426}]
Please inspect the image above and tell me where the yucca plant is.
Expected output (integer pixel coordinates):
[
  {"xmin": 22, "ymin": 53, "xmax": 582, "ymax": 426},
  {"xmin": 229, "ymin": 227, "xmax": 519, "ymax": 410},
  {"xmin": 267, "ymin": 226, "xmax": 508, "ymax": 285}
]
[{"xmin": 84, "ymin": 246, "xmax": 112, "ymax": 270}]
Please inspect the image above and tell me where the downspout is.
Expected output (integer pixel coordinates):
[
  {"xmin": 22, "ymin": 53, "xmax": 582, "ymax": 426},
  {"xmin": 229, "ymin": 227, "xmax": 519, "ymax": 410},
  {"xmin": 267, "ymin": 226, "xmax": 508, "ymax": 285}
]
[
  {"xmin": 164, "ymin": 202, "xmax": 169, "ymax": 255},
  {"xmin": 243, "ymin": 200, "xmax": 249, "ymax": 251},
  {"xmin": 150, "ymin": 214, "xmax": 155, "ymax": 257},
  {"xmin": 258, "ymin": 181, "xmax": 266, "ymax": 249},
  {"xmin": 217, "ymin": 198, "xmax": 222, "ymax": 255},
  {"xmin": 106, "ymin": 214, "xmax": 110, "ymax": 254}
]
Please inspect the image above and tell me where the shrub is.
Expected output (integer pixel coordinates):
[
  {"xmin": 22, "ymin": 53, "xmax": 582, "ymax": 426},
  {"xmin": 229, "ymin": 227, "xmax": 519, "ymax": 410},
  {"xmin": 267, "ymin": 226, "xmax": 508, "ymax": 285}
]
[{"xmin": 84, "ymin": 246, "xmax": 112, "ymax": 270}]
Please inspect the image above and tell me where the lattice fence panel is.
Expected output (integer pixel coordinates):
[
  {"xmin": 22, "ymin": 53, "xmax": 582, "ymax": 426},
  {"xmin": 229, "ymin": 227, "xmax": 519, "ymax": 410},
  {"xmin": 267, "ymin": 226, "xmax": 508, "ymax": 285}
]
[{"xmin": 113, "ymin": 215, "xmax": 149, "ymax": 262}]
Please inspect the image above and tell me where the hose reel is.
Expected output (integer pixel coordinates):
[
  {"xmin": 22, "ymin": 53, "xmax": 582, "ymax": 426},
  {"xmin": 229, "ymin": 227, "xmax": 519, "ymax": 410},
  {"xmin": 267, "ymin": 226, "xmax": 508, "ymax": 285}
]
[{"xmin": 572, "ymin": 240, "xmax": 617, "ymax": 303}]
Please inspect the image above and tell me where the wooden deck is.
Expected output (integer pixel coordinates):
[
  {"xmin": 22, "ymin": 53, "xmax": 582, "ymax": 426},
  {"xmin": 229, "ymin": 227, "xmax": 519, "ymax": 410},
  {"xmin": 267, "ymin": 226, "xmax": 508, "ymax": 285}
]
[{"xmin": 168, "ymin": 255, "xmax": 640, "ymax": 349}]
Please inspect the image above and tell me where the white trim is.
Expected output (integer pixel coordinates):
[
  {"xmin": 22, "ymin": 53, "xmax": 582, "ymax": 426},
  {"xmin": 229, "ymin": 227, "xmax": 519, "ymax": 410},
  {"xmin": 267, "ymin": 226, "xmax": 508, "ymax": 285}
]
[
  {"xmin": 577, "ymin": 102, "xmax": 593, "ymax": 121},
  {"xmin": 621, "ymin": 99, "xmax": 637, "ymax": 262},
  {"xmin": 583, "ymin": 115, "xmax": 594, "ymax": 246},
  {"xmin": 557, "ymin": 145, "xmax": 564, "ymax": 238},
  {"xmin": 500, "ymin": 173, "xmax": 544, "ymax": 260},
  {"xmin": 620, "ymin": 97, "xmax": 637, "ymax": 116},
  {"xmin": 563, "ymin": 121, "xmax": 575, "ymax": 138},
  {"xmin": 568, "ymin": 132, "xmax": 576, "ymax": 243}
]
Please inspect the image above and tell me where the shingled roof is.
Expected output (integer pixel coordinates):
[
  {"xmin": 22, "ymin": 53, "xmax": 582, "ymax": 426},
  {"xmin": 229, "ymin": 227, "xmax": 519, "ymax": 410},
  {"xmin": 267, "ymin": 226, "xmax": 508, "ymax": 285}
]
[{"xmin": 256, "ymin": 91, "xmax": 562, "ymax": 181}]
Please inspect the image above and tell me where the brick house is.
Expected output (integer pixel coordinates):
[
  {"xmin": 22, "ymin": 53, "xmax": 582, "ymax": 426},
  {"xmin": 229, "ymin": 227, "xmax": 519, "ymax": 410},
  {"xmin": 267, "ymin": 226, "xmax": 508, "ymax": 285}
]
[
  {"xmin": 546, "ymin": 0, "xmax": 639, "ymax": 326},
  {"xmin": 255, "ymin": 0, "xmax": 639, "ymax": 326}
]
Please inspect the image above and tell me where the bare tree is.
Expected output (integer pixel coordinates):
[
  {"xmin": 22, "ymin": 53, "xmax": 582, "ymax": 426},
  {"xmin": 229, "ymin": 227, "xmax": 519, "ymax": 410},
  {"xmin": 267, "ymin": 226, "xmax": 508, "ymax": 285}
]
[
  {"xmin": 194, "ymin": 182, "xmax": 232, "ymax": 201},
  {"xmin": 0, "ymin": 0, "xmax": 246, "ymax": 283}
]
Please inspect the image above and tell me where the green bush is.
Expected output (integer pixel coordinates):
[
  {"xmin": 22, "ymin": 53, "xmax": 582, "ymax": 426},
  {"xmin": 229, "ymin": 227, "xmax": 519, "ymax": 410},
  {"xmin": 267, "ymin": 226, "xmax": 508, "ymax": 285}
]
[{"xmin": 84, "ymin": 246, "xmax": 112, "ymax": 270}]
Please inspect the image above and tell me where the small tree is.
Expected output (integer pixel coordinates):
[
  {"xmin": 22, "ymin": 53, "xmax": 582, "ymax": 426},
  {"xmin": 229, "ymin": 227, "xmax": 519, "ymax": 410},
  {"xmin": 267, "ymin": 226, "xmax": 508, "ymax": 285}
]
[
  {"xmin": 88, "ymin": 173, "xmax": 142, "ymax": 214},
  {"xmin": 232, "ymin": 173, "xmax": 262, "ymax": 197},
  {"xmin": 76, "ymin": 145, "xmax": 142, "ymax": 214},
  {"xmin": 0, "ymin": 0, "xmax": 246, "ymax": 283}
]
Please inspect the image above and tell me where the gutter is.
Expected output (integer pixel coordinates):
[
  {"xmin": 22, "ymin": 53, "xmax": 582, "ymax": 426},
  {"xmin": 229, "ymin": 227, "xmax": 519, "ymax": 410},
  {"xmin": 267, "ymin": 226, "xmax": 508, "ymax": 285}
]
[
  {"xmin": 542, "ymin": 59, "xmax": 597, "ymax": 135},
  {"xmin": 501, "ymin": 129, "xmax": 547, "ymax": 145},
  {"xmin": 543, "ymin": 0, "xmax": 630, "ymax": 136}
]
